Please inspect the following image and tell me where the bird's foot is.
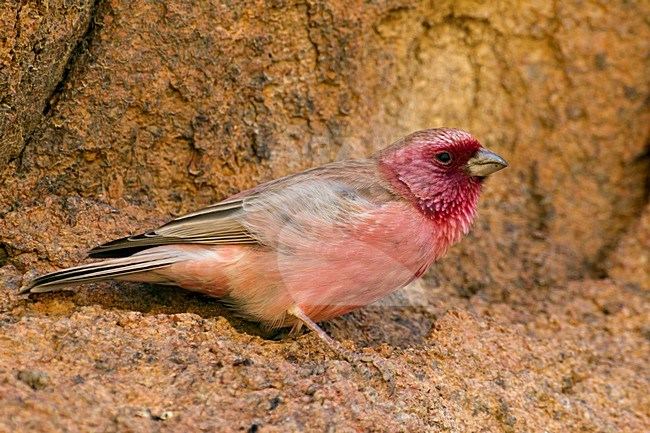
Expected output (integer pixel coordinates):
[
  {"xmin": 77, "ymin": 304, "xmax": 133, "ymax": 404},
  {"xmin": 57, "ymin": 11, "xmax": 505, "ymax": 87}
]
[
  {"xmin": 339, "ymin": 349, "xmax": 395, "ymax": 395},
  {"xmin": 287, "ymin": 305, "xmax": 395, "ymax": 395}
]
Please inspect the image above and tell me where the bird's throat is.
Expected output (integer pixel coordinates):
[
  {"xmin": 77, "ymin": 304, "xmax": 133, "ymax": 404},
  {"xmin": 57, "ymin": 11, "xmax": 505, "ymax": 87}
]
[{"xmin": 416, "ymin": 181, "xmax": 482, "ymax": 245}]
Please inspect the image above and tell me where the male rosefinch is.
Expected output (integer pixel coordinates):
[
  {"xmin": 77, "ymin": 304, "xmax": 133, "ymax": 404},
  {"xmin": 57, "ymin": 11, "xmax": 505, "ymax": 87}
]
[{"xmin": 22, "ymin": 128, "xmax": 507, "ymax": 373}]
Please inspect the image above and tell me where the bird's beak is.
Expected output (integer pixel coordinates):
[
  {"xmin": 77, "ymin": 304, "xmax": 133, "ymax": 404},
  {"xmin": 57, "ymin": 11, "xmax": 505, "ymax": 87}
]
[{"xmin": 465, "ymin": 148, "xmax": 508, "ymax": 177}]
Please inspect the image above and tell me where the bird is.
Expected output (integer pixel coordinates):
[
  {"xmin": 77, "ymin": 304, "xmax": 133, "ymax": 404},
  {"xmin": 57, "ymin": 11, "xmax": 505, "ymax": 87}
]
[{"xmin": 21, "ymin": 128, "xmax": 507, "ymax": 361}]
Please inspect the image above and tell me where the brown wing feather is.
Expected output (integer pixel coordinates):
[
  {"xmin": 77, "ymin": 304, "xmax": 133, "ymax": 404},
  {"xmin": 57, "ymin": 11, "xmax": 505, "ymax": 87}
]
[
  {"xmin": 88, "ymin": 198, "xmax": 258, "ymax": 258},
  {"xmin": 88, "ymin": 159, "xmax": 396, "ymax": 259}
]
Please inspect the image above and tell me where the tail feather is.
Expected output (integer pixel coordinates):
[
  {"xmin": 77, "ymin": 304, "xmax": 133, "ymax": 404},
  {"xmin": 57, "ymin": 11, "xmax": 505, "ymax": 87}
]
[{"xmin": 20, "ymin": 251, "xmax": 181, "ymax": 294}]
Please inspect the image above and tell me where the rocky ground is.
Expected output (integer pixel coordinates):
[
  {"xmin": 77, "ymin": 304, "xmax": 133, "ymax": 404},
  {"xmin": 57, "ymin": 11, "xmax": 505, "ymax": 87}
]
[
  {"xmin": 1, "ymin": 265, "xmax": 648, "ymax": 432},
  {"xmin": 1, "ymin": 0, "xmax": 648, "ymax": 431}
]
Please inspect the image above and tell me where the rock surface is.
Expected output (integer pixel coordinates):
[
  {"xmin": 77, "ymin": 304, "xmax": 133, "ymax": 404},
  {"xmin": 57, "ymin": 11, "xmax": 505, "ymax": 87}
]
[{"xmin": 1, "ymin": 1, "xmax": 648, "ymax": 431}]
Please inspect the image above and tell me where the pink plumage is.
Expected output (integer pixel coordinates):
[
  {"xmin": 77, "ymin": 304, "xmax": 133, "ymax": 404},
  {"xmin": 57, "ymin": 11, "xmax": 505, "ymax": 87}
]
[{"xmin": 23, "ymin": 128, "xmax": 507, "ymax": 332}]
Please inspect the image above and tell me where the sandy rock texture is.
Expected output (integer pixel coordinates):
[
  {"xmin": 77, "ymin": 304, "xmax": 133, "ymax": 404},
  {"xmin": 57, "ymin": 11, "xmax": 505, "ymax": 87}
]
[{"xmin": 1, "ymin": 0, "xmax": 648, "ymax": 432}]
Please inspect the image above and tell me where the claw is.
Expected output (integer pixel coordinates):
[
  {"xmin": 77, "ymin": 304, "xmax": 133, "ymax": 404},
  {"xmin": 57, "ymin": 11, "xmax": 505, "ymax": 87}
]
[{"xmin": 357, "ymin": 353, "xmax": 396, "ymax": 396}]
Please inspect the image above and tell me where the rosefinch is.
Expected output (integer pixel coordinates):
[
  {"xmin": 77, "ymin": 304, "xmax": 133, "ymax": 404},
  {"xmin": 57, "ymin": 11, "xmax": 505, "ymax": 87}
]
[{"xmin": 22, "ymin": 128, "xmax": 507, "ymax": 369}]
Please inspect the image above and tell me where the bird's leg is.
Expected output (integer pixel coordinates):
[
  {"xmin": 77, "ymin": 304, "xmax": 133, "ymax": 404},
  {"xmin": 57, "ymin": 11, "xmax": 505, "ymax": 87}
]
[
  {"xmin": 288, "ymin": 320, "xmax": 303, "ymax": 337},
  {"xmin": 287, "ymin": 305, "xmax": 395, "ymax": 394}
]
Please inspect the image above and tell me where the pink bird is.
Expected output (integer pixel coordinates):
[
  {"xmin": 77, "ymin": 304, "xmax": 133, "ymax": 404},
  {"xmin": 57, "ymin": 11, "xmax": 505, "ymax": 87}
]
[{"xmin": 22, "ymin": 128, "xmax": 507, "ymax": 358}]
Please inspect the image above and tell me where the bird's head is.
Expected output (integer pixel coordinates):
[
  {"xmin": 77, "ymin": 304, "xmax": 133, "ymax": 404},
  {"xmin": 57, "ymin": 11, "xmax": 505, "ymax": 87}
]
[{"xmin": 377, "ymin": 128, "xmax": 508, "ymax": 224}]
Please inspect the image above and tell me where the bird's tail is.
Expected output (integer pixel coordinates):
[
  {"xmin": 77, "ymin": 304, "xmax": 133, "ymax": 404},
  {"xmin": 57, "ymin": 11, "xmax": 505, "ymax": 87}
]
[{"xmin": 19, "ymin": 250, "xmax": 182, "ymax": 295}]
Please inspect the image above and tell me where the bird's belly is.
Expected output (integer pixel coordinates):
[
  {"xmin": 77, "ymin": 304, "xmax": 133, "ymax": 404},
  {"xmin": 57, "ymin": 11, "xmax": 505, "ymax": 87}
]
[
  {"xmin": 150, "ymin": 228, "xmax": 438, "ymax": 328},
  {"xmin": 226, "ymin": 239, "xmax": 435, "ymax": 326}
]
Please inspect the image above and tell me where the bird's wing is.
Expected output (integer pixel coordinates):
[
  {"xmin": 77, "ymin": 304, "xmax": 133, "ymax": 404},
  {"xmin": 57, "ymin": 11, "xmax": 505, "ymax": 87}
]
[
  {"xmin": 87, "ymin": 198, "xmax": 257, "ymax": 258},
  {"xmin": 88, "ymin": 159, "xmax": 395, "ymax": 258}
]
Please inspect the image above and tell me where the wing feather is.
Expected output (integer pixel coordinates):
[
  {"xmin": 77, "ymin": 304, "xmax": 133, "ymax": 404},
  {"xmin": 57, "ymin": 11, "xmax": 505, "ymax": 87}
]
[
  {"xmin": 88, "ymin": 198, "xmax": 258, "ymax": 258},
  {"xmin": 88, "ymin": 159, "xmax": 396, "ymax": 259}
]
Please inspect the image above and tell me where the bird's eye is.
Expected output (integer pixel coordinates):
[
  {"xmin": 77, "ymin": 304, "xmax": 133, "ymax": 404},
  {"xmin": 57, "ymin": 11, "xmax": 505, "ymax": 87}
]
[{"xmin": 435, "ymin": 152, "xmax": 452, "ymax": 164}]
